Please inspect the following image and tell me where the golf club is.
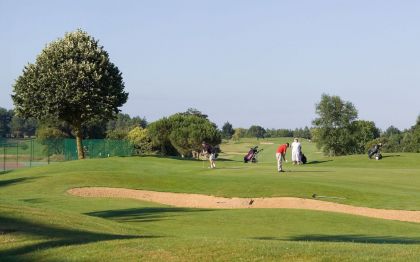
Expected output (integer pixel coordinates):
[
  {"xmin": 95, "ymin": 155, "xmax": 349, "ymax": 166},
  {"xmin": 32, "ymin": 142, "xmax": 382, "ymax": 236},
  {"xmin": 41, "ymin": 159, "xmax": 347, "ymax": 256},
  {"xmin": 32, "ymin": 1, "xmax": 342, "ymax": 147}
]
[{"xmin": 312, "ymin": 193, "xmax": 346, "ymax": 200}]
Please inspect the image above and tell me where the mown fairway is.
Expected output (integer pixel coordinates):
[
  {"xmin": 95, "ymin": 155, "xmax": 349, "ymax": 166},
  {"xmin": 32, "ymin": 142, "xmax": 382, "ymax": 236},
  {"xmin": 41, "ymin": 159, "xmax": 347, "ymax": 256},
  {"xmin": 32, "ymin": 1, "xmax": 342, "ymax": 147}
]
[{"xmin": 1, "ymin": 138, "xmax": 420, "ymax": 261}]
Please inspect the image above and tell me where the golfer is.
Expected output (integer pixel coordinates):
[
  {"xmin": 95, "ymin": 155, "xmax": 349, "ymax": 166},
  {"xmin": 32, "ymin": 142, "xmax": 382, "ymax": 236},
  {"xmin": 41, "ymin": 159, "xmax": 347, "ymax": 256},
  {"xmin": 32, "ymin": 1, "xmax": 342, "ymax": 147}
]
[
  {"xmin": 291, "ymin": 138, "xmax": 302, "ymax": 165},
  {"xmin": 275, "ymin": 142, "xmax": 289, "ymax": 172},
  {"xmin": 202, "ymin": 141, "xmax": 216, "ymax": 169}
]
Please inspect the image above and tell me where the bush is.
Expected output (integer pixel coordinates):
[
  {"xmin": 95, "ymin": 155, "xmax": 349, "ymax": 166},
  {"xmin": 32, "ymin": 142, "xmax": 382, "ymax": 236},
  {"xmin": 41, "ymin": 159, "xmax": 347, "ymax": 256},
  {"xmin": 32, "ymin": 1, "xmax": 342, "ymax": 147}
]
[
  {"xmin": 148, "ymin": 113, "xmax": 221, "ymax": 157},
  {"xmin": 127, "ymin": 127, "xmax": 152, "ymax": 155}
]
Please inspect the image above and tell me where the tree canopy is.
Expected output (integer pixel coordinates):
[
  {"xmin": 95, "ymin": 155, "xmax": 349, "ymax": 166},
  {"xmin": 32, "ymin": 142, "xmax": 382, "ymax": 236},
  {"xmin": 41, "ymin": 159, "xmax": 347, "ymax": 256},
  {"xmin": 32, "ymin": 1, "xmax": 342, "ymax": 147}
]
[
  {"xmin": 312, "ymin": 94, "xmax": 358, "ymax": 156},
  {"xmin": 106, "ymin": 113, "xmax": 147, "ymax": 139},
  {"xmin": 352, "ymin": 120, "xmax": 380, "ymax": 154},
  {"xmin": 12, "ymin": 29, "xmax": 128, "ymax": 158},
  {"xmin": 127, "ymin": 126, "xmax": 152, "ymax": 155},
  {"xmin": 221, "ymin": 122, "xmax": 234, "ymax": 139},
  {"xmin": 0, "ymin": 107, "xmax": 13, "ymax": 137},
  {"xmin": 148, "ymin": 112, "xmax": 221, "ymax": 157},
  {"xmin": 246, "ymin": 125, "xmax": 266, "ymax": 139}
]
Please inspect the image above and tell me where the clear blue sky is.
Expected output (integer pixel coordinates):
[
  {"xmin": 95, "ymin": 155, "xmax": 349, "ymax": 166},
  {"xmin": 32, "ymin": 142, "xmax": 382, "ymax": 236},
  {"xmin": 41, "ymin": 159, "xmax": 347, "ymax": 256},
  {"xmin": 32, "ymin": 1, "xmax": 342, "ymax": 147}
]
[{"xmin": 1, "ymin": 0, "xmax": 419, "ymax": 130}]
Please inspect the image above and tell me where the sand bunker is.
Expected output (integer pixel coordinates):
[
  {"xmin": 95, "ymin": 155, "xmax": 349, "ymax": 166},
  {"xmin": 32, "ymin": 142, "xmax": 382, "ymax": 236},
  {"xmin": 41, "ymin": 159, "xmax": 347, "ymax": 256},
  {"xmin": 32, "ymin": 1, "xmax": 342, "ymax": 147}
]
[{"xmin": 68, "ymin": 187, "xmax": 420, "ymax": 223}]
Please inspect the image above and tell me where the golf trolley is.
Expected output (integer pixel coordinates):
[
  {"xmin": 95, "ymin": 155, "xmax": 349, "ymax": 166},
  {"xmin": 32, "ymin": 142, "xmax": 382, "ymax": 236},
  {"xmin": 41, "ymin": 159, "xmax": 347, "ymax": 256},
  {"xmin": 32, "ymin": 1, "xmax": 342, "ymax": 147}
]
[
  {"xmin": 244, "ymin": 146, "xmax": 263, "ymax": 163},
  {"xmin": 368, "ymin": 144, "xmax": 382, "ymax": 160},
  {"xmin": 300, "ymin": 152, "xmax": 307, "ymax": 164}
]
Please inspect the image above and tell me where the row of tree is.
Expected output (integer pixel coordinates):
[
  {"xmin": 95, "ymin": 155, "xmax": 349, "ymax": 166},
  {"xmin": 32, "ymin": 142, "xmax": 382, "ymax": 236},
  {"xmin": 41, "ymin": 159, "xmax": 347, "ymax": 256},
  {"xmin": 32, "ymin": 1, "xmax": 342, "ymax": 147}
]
[
  {"xmin": 221, "ymin": 123, "xmax": 312, "ymax": 140},
  {"xmin": 0, "ymin": 107, "xmax": 147, "ymax": 140},
  {"xmin": 0, "ymin": 108, "xmax": 37, "ymax": 138},
  {"xmin": 368, "ymin": 121, "xmax": 420, "ymax": 153},
  {"xmin": 4, "ymin": 98, "xmax": 419, "ymax": 158},
  {"xmin": 311, "ymin": 94, "xmax": 420, "ymax": 155}
]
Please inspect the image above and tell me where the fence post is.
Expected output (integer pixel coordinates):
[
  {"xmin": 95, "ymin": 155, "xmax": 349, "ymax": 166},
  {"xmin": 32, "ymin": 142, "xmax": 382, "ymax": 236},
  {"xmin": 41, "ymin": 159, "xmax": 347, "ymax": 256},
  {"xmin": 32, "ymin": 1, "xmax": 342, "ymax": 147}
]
[
  {"xmin": 3, "ymin": 146, "xmax": 5, "ymax": 172},
  {"xmin": 30, "ymin": 139, "xmax": 33, "ymax": 168},
  {"xmin": 16, "ymin": 142, "xmax": 19, "ymax": 169}
]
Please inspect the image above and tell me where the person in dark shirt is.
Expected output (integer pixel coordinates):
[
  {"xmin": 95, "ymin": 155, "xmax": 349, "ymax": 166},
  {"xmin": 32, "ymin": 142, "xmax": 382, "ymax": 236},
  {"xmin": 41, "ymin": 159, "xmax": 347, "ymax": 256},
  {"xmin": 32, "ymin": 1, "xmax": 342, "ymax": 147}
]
[{"xmin": 202, "ymin": 141, "xmax": 216, "ymax": 169}]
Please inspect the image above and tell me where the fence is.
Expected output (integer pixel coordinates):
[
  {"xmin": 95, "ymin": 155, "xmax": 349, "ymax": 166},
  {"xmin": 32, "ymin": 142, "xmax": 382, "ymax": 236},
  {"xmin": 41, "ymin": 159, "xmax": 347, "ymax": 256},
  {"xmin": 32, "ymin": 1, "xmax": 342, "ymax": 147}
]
[
  {"xmin": 63, "ymin": 139, "xmax": 133, "ymax": 160},
  {"xmin": 0, "ymin": 138, "xmax": 134, "ymax": 172}
]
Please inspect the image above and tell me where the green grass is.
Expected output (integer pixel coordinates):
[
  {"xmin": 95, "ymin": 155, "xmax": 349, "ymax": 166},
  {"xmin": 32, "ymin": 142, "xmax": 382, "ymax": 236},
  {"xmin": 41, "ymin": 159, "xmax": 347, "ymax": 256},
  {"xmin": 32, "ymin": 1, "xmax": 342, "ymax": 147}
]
[{"xmin": 1, "ymin": 138, "xmax": 420, "ymax": 261}]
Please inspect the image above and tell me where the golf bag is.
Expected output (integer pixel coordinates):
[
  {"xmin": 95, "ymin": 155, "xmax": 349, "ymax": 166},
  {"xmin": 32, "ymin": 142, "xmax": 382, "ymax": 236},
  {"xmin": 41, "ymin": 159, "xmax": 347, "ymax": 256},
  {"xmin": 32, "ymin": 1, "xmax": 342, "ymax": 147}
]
[
  {"xmin": 244, "ymin": 146, "xmax": 263, "ymax": 163},
  {"xmin": 300, "ymin": 152, "xmax": 307, "ymax": 164},
  {"xmin": 368, "ymin": 144, "xmax": 382, "ymax": 160}
]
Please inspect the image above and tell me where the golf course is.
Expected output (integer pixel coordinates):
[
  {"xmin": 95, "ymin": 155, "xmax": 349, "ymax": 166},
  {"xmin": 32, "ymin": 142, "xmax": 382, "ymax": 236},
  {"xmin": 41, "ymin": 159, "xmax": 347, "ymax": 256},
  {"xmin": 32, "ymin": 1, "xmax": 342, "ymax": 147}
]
[{"xmin": 1, "ymin": 138, "xmax": 420, "ymax": 261}]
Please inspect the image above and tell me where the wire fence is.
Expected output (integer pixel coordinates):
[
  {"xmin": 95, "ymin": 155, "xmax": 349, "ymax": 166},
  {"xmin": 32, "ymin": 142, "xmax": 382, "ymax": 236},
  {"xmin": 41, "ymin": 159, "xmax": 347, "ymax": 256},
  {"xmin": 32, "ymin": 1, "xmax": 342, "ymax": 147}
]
[{"xmin": 0, "ymin": 138, "xmax": 134, "ymax": 172}]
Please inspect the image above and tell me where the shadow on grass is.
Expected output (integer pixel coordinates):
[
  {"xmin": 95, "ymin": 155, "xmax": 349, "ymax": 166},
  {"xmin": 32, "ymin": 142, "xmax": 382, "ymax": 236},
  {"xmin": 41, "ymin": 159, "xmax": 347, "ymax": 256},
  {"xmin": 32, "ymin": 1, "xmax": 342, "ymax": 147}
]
[
  {"xmin": 0, "ymin": 215, "xmax": 158, "ymax": 259},
  {"xmin": 252, "ymin": 234, "xmax": 420, "ymax": 244},
  {"xmin": 218, "ymin": 166, "xmax": 251, "ymax": 170},
  {"xmin": 21, "ymin": 198, "xmax": 47, "ymax": 204},
  {"xmin": 382, "ymin": 154, "xmax": 401, "ymax": 159},
  {"xmin": 134, "ymin": 155, "xmax": 235, "ymax": 162},
  {"xmin": 0, "ymin": 177, "xmax": 39, "ymax": 188},
  {"xmin": 286, "ymin": 170, "xmax": 334, "ymax": 173},
  {"xmin": 87, "ymin": 207, "xmax": 214, "ymax": 223},
  {"xmin": 305, "ymin": 160, "xmax": 333, "ymax": 165},
  {"xmin": 214, "ymin": 158, "xmax": 235, "ymax": 162}
]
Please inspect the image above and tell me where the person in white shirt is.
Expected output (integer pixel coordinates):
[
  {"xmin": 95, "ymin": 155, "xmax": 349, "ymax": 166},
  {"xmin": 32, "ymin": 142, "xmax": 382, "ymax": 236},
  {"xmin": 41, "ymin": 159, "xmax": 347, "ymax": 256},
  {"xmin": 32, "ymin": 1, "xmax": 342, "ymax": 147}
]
[{"xmin": 291, "ymin": 138, "xmax": 302, "ymax": 165}]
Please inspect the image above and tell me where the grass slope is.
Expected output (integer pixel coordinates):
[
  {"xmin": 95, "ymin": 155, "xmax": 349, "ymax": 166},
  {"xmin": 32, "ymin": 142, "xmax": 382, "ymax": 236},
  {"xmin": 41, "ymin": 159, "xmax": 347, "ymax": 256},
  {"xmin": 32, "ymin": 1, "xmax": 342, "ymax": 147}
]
[{"xmin": 1, "ymin": 138, "xmax": 420, "ymax": 261}]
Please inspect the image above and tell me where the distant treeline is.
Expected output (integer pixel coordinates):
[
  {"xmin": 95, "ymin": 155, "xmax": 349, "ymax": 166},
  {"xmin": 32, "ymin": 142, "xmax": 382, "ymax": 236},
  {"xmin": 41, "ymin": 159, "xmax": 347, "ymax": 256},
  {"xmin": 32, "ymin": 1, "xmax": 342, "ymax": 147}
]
[
  {"xmin": 2, "ymin": 106, "xmax": 419, "ymax": 156},
  {"xmin": 0, "ymin": 106, "xmax": 146, "ymax": 139},
  {"xmin": 1, "ymin": 106, "xmax": 307, "ymax": 141},
  {"xmin": 221, "ymin": 125, "xmax": 311, "ymax": 140}
]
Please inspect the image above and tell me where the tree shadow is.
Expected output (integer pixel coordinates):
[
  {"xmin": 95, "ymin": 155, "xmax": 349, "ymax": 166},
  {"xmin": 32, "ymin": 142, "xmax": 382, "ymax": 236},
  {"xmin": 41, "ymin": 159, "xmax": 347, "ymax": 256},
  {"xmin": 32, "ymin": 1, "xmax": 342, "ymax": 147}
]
[
  {"xmin": 139, "ymin": 155, "xmax": 235, "ymax": 162},
  {"xmin": 219, "ymin": 167, "xmax": 250, "ymax": 170},
  {"xmin": 214, "ymin": 158, "xmax": 235, "ymax": 162},
  {"xmin": 286, "ymin": 170, "xmax": 334, "ymax": 173},
  {"xmin": 382, "ymin": 154, "xmax": 401, "ymax": 159},
  {"xmin": 305, "ymin": 160, "xmax": 333, "ymax": 165},
  {"xmin": 86, "ymin": 207, "xmax": 215, "ymax": 223},
  {"xmin": 252, "ymin": 234, "xmax": 420, "ymax": 244},
  {"xmin": 21, "ymin": 198, "xmax": 47, "ymax": 204},
  {"xmin": 0, "ymin": 177, "xmax": 39, "ymax": 188},
  {"xmin": 0, "ymin": 215, "xmax": 159, "ymax": 259}
]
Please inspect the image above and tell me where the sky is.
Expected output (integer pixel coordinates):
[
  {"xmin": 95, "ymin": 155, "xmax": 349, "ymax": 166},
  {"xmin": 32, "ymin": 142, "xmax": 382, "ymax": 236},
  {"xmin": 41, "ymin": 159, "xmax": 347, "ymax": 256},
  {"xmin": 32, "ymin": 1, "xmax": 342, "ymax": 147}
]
[{"xmin": 1, "ymin": 0, "xmax": 419, "ymax": 130}]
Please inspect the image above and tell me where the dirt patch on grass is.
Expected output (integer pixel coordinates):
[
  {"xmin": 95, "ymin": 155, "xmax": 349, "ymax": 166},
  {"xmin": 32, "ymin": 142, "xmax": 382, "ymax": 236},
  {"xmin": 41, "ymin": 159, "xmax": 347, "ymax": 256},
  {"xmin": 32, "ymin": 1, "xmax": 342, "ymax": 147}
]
[{"xmin": 68, "ymin": 187, "xmax": 420, "ymax": 223}]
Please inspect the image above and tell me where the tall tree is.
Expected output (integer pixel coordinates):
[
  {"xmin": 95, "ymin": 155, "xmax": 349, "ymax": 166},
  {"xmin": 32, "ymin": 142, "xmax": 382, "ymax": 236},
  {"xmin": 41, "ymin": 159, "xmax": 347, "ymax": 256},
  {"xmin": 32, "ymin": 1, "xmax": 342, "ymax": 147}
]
[
  {"xmin": 0, "ymin": 107, "xmax": 13, "ymax": 137},
  {"xmin": 221, "ymin": 122, "xmax": 234, "ymax": 139},
  {"xmin": 352, "ymin": 120, "xmax": 380, "ymax": 153},
  {"xmin": 10, "ymin": 115, "xmax": 38, "ymax": 138},
  {"xmin": 147, "ymin": 117, "xmax": 175, "ymax": 155},
  {"xmin": 312, "ymin": 94, "xmax": 358, "ymax": 156},
  {"xmin": 169, "ymin": 114, "xmax": 220, "ymax": 157},
  {"xmin": 401, "ymin": 115, "xmax": 420, "ymax": 152},
  {"xmin": 383, "ymin": 125, "xmax": 401, "ymax": 137},
  {"xmin": 232, "ymin": 128, "xmax": 246, "ymax": 141},
  {"xmin": 246, "ymin": 125, "xmax": 266, "ymax": 139},
  {"xmin": 148, "ymin": 113, "xmax": 221, "ymax": 157},
  {"xmin": 12, "ymin": 29, "xmax": 128, "ymax": 159}
]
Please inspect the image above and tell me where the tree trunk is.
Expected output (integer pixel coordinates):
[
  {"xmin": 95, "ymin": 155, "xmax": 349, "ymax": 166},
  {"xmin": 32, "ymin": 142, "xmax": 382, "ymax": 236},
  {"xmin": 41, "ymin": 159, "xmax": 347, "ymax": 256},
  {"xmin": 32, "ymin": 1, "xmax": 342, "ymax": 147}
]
[{"xmin": 74, "ymin": 124, "xmax": 85, "ymax": 159}]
